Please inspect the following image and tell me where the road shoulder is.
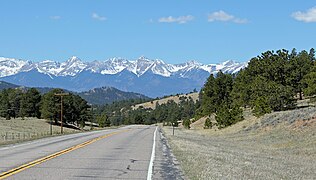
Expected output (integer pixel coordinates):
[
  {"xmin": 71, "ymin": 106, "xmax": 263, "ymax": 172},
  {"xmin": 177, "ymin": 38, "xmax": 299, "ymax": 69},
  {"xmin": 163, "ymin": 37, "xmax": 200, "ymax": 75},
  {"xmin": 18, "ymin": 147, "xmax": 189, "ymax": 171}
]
[{"xmin": 153, "ymin": 127, "xmax": 185, "ymax": 180}]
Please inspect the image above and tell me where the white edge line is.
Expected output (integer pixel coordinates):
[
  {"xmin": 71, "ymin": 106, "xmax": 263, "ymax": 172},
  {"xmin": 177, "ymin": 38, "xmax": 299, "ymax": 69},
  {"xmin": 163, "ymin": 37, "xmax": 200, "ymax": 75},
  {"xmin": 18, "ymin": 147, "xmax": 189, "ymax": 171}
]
[{"xmin": 147, "ymin": 126, "xmax": 158, "ymax": 180}]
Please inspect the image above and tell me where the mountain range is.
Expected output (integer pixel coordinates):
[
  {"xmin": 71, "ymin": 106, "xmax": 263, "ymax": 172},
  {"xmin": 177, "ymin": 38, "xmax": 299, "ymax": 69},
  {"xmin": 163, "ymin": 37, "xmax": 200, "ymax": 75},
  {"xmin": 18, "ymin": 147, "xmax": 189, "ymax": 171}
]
[{"xmin": 0, "ymin": 56, "xmax": 247, "ymax": 97}]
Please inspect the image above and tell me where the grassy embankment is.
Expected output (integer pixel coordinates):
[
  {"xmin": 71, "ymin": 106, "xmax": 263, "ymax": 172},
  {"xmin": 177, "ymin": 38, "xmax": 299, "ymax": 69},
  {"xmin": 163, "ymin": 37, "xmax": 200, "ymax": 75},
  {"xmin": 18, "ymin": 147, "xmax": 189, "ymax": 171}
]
[
  {"xmin": 0, "ymin": 117, "xmax": 81, "ymax": 146},
  {"xmin": 163, "ymin": 107, "xmax": 316, "ymax": 179}
]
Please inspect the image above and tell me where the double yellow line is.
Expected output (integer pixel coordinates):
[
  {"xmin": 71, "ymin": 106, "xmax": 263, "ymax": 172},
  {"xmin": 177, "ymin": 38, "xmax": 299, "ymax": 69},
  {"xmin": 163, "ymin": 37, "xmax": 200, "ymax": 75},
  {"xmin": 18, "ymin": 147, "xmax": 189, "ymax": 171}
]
[{"xmin": 0, "ymin": 130, "xmax": 126, "ymax": 179}]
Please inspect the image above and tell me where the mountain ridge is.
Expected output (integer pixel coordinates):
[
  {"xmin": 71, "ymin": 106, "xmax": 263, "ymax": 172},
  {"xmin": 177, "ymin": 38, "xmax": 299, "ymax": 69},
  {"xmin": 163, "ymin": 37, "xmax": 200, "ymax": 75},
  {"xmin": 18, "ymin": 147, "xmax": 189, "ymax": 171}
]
[
  {"xmin": 0, "ymin": 56, "xmax": 247, "ymax": 78},
  {"xmin": 0, "ymin": 81, "xmax": 149, "ymax": 105},
  {"xmin": 0, "ymin": 56, "xmax": 247, "ymax": 97}
]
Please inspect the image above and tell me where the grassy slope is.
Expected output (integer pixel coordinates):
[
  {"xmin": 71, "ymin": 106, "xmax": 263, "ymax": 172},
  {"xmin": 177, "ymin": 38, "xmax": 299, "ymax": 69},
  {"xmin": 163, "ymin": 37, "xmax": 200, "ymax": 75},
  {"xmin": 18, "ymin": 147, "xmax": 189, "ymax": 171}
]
[
  {"xmin": 0, "ymin": 117, "xmax": 80, "ymax": 145},
  {"xmin": 162, "ymin": 108, "xmax": 316, "ymax": 180},
  {"xmin": 133, "ymin": 92, "xmax": 199, "ymax": 110}
]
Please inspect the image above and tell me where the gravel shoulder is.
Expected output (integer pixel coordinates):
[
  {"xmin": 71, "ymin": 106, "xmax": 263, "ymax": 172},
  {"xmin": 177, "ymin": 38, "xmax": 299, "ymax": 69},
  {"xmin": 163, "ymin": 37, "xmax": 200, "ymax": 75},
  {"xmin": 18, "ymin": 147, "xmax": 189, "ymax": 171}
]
[{"xmin": 153, "ymin": 127, "xmax": 185, "ymax": 180}]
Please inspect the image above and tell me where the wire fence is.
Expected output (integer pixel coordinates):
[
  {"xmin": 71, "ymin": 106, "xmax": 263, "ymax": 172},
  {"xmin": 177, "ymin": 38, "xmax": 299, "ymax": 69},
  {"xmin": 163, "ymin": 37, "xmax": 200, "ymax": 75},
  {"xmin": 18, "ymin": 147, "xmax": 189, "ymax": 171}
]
[{"xmin": 0, "ymin": 131, "xmax": 74, "ymax": 142}]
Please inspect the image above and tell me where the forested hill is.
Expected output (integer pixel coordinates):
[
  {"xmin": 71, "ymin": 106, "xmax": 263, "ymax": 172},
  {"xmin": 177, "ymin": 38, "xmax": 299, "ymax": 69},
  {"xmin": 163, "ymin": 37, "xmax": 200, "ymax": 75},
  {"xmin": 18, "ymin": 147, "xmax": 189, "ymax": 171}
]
[
  {"xmin": 0, "ymin": 81, "xmax": 19, "ymax": 90},
  {"xmin": 0, "ymin": 81, "xmax": 149, "ymax": 105},
  {"xmin": 77, "ymin": 87, "xmax": 150, "ymax": 105}
]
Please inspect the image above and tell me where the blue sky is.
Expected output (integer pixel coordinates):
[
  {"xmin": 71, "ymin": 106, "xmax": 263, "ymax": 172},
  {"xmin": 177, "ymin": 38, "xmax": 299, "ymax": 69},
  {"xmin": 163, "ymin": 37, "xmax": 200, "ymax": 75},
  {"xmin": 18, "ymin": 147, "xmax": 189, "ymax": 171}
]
[{"xmin": 0, "ymin": 0, "xmax": 316, "ymax": 64}]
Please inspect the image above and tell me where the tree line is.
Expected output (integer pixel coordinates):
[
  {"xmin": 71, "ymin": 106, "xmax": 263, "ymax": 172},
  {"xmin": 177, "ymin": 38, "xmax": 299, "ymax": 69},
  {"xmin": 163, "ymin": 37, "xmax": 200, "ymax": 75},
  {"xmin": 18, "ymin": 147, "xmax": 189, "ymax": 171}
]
[
  {"xmin": 198, "ymin": 48, "xmax": 316, "ymax": 128},
  {"xmin": 95, "ymin": 96, "xmax": 197, "ymax": 128},
  {"xmin": 0, "ymin": 88, "xmax": 90, "ymax": 128}
]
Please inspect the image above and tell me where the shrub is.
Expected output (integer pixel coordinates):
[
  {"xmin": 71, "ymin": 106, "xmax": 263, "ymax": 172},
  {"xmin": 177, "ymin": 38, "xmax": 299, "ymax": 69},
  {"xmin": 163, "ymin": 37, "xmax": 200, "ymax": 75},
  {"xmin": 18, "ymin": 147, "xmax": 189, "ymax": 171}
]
[
  {"xmin": 204, "ymin": 118, "xmax": 212, "ymax": 129},
  {"xmin": 183, "ymin": 119, "xmax": 191, "ymax": 129}
]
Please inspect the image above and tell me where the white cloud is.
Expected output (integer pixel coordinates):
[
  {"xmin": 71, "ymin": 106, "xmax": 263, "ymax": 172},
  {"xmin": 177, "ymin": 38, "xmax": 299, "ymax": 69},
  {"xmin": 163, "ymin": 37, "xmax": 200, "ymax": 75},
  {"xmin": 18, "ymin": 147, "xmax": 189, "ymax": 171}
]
[
  {"xmin": 208, "ymin": 10, "xmax": 248, "ymax": 24},
  {"xmin": 92, "ymin": 13, "xmax": 107, "ymax": 21},
  {"xmin": 292, "ymin": 7, "xmax": 316, "ymax": 23},
  {"xmin": 158, "ymin": 15, "xmax": 194, "ymax": 24},
  {"xmin": 50, "ymin": 16, "xmax": 61, "ymax": 20}
]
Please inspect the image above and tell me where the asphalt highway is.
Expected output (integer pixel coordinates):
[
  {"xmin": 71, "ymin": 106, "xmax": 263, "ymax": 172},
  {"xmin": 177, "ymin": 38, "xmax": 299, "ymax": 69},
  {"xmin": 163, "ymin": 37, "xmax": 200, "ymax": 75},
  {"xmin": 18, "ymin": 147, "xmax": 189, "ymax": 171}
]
[{"xmin": 0, "ymin": 125, "xmax": 183, "ymax": 180}]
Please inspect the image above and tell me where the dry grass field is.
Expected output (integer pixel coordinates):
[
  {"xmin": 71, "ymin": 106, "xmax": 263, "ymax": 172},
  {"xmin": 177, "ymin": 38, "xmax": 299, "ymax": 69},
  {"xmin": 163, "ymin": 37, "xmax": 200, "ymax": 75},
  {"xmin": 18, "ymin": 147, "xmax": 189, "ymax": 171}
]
[
  {"xmin": 133, "ymin": 92, "xmax": 199, "ymax": 110},
  {"xmin": 0, "ymin": 117, "xmax": 80, "ymax": 145},
  {"xmin": 163, "ymin": 107, "xmax": 316, "ymax": 179}
]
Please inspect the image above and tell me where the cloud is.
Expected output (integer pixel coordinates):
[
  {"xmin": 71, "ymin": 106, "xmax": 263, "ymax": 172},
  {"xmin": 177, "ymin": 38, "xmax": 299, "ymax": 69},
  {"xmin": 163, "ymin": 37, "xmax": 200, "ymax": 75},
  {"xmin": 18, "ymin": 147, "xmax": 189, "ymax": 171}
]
[
  {"xmin": 158, "ymin": 15, "xmax": 194, "ymax": 24},
  {"xmin": 292, "ymin": 7, "xmax": 316, "ymax": 23},
  {"xmin": 92, "ymin": 13, "xmax": 107, "ymax": 21},
  {"xmin": 208, "ymin": 10, "xmax": 248, "ymax": 24},
  {"xmin": 50, "ymin": 16, "xmax": 61, "ymax": 20}
]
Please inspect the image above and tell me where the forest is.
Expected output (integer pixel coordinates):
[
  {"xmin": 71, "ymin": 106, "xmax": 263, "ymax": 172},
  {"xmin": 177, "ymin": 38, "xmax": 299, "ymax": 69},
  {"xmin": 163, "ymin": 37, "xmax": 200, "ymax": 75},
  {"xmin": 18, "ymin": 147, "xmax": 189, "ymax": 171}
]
[{"xmin": 197, "ymin": 48, "xmax": 316, "ymax": 128}]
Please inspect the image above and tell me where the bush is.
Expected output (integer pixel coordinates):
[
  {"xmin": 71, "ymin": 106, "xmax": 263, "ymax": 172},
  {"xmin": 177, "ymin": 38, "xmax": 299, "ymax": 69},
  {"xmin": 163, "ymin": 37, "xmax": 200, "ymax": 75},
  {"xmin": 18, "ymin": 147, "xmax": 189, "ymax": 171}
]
[
  {"xmin": 215, "ymin": 105, "xmax": 243, "ymax": 129},
  {"xmin": 252, "ymin": 97, "xmax": 272, "ymax": 117},
  {"xmin": 183, "ymin": 119, "xmax": 191, "ymax": 129},
  {"xmin": 204, "ymin": 118, "xmax": 212, "ymax": 129},
  {"xmin": 97, "ymin": 113, "xmax": 110, "ymax": 128}
]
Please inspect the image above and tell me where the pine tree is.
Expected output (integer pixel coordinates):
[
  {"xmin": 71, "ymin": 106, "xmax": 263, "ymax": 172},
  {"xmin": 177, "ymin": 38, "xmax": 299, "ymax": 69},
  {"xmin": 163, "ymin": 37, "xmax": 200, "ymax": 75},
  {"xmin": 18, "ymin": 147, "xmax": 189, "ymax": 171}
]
[
  {"xmin": 20, "ymin": 88, "xmax": 41, "ymax": 118},
  {"xmin": 40, "ymin": 89, "xmax": 64, "ymax": 123}
]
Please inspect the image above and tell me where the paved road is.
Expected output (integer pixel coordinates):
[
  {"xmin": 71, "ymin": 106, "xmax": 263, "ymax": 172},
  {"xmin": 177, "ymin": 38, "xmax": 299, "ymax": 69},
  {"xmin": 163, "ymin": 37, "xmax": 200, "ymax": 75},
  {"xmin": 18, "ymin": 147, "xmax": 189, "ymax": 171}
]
[{"xmin": 0, "ymin": 125, "xmax": 183, "ymax": 180}]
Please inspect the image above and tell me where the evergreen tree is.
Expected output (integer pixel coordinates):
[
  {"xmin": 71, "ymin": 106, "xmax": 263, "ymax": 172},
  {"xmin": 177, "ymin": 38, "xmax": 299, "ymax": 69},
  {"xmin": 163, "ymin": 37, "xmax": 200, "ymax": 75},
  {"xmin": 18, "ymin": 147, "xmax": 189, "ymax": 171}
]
[
  {"xmin": 215, "ymin": 104, "xmax": 243, "ymax": 128},
  {"xmin": 204, "ymin": 118, "xmax": 212, "ymax": 129},
  {"xmin": 303, "ymin": 63, "xmax": 316, "ymax": 96},
  {"xmin": 199, "ymin": 74, "xmax": 216, "ymax": 115},
  {"xmin": 0, "ymin": 89, "xmax": 10, "ymax": 119},
  {"xmin": 288, "ymin": 50, "xmax": 313, "ymax": 99},
  {"xmin": 40, "ymin": 89, "xmax": 62, "ymax": 123},
  {"xmin": 183, "ymin": 119, "xmax": 191, "ymax": 129},
  {"xmin": 97, "ymin": 113, "xmax": 110, "ymax": 127},
  {"xmin": 20, "ymin": 88, "xmax": 41, "ymax": 118}
]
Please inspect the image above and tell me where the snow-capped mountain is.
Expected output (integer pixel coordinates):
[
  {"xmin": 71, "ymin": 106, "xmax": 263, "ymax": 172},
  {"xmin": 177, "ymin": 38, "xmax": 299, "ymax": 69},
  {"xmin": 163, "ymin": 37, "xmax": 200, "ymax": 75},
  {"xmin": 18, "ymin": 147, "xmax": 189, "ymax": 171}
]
[
  {"xmin": 0, "ymin": 56, "xmax": 247, "ymax": 97},
  {"xmin": 0, "ymin": 56, "xmax": 246, "ymax": 78}
]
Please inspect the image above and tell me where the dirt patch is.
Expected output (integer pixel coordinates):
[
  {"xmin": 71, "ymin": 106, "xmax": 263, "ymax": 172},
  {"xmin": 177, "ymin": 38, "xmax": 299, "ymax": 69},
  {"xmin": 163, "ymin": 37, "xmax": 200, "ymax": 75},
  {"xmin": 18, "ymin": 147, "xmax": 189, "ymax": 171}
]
[
  {"xmin": 290, "ymin": 118, "xmax": 316, "ymax": 130},
  {"xmin": 190, "ymin": 117, "xmax": 207, "ymax": 130}
]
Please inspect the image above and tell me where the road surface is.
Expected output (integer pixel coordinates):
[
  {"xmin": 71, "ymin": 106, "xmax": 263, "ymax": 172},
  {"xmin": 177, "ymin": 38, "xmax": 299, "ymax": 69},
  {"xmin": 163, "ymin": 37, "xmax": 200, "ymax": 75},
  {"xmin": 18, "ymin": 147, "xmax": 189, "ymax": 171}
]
[{"xmin": 0, "ymin": 125, "xmax": 183, "ymax": 179}]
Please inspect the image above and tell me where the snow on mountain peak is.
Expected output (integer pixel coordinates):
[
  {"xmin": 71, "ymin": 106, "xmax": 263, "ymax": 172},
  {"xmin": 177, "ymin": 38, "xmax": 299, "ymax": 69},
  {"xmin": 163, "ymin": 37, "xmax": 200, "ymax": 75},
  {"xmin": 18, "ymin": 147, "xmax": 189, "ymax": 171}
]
[
  {"xmin": 186, "ymin": 60, "xmax": 201, "ymax": 66},
  {"xmin": 222, "ymin": 60, "xmax": 235, "ymax": 66},
  {"xmin": 138, "ymin": 55, "xmax": 150, "ymax": 61},
  {"xmin": 0, "ymin": 56, "xmax": 247, "ymax": 78},
  {"xmin": 0, "ymin": 57, "xmax": 32, "ymax": 77}
]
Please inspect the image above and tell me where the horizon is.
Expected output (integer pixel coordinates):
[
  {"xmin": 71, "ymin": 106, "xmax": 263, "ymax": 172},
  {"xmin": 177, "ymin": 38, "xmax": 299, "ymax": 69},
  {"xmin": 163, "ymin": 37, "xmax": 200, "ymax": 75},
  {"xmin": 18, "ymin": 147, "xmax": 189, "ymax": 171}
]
[
  {"xmin": 0, "ymin": 54, "xmax": 245, "ymax": 65},
  {"xmin": 1, "ymin": 1, "xmax": 315, "ymax": 64}
]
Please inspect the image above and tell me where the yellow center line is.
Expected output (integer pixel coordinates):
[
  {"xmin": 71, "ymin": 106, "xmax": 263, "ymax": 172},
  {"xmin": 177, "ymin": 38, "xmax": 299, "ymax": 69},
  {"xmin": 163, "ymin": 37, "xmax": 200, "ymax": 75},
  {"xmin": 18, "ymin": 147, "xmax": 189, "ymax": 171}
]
[{"xmin": 0, "ymin": 130, "xmax": 129, "ymax": 179}]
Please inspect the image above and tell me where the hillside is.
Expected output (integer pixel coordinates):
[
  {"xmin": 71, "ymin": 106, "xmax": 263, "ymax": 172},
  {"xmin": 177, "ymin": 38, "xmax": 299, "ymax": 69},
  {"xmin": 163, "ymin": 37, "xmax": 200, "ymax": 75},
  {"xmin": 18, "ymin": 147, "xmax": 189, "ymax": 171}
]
[
  {"xmin": 0, "ymin": 117, "xmax": 80, "ymax": 146},
  {"xmin": 78, "ymin": 87, "xmax": 150, "ymax": 105},
  {"xmin": 163, "ymin": 106, "xmax": 316, "ymax": 179},
  {"xmin": 133, "ymin": 92, "xmax": 199, "ymax": 110},
  {"xmin": 0, "ymin": 81, "xmax": 149, "ymax": 105},
  {"xmin": 0, "ymin": 81, "xmax": 19, "ymax": 90}
]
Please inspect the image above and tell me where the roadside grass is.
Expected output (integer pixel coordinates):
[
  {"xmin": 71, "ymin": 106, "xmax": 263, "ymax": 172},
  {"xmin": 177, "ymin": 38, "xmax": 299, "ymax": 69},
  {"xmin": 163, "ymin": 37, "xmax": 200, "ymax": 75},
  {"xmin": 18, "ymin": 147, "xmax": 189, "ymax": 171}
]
[
  {"xmin": 0, "ymin": 117, "xmax": 80, "ymax": 146},
  {"xmin": 162, "ymin": 107, "xmax": 316, "ymax": 179}
]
